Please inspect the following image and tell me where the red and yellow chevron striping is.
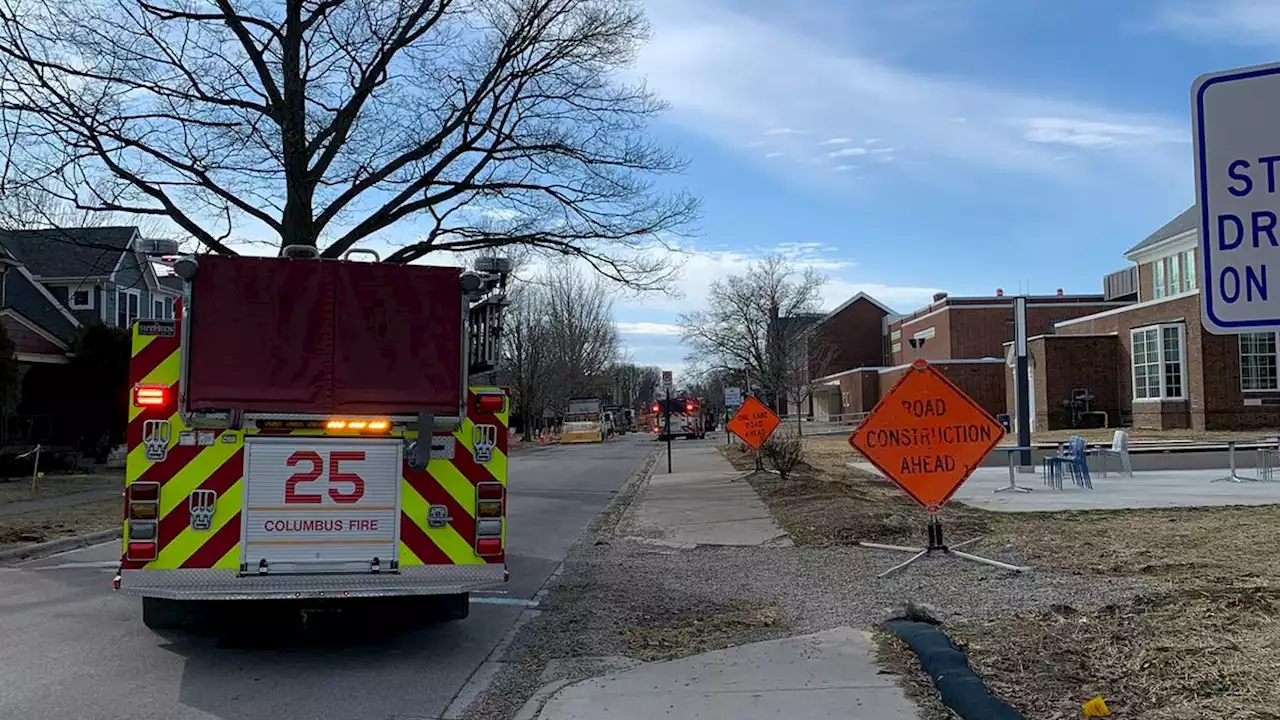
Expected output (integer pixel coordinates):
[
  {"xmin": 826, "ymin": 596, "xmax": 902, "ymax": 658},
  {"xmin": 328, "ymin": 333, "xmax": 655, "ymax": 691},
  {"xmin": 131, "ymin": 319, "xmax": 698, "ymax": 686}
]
[{"xmin": 122, "ymin": 314, "xmax": 508, "ymax": 575}]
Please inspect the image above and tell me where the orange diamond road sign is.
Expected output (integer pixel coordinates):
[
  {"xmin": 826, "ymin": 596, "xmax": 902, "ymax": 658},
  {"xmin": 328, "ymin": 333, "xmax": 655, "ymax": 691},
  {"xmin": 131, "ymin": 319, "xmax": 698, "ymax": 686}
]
[
  {"xmin": 849, "ymin": 359, "xmax": 1005, "ymax": 512},
  {"xmin": 726, "ymin": 396, "xmax": 781, "ymax": 450}
]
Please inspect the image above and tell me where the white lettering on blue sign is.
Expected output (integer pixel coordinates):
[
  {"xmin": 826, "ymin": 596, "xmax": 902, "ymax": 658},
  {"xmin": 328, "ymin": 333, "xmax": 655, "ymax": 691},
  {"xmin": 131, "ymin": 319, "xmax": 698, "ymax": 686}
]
[{"xmin": 1194, "ymin": 62, "xmax": 1280, "ymax": 334}]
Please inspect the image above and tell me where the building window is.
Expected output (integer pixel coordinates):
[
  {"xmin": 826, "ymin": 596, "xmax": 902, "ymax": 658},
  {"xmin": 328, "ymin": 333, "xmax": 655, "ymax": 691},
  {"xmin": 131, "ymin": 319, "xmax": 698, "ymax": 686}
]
[
  {"xmin": 153, "ymin": 299, "xmax": 165, "ymax": 319},
  {"xmin": 1153, "ymin": 261, "xmax": 1166, "ymax": 299},
  {"xmin": 165, "ymin": 296, "xmax": 175, "ymax": 319},
  {"xmin": 890, "ymin": 342, "xmax": 902, "ymax": 354},
  {"xmin": 1169, "ymin": 254, "xmax": 1181, "ymax": 294},
  {"xmin": 1240, "ymin": 332, "xmax": 1279, "ymax": 391},
  {"xmin": 117, "ymin": 290, "xmax": 140, "ymax": 328},
  {"xmin": 1182, "ymin": 250, "xmax": 1197, "ymax": 291},
  {"xmin": 889, "ymin": 329, "xmax": 901, "ymax": 342},
  {"xmin": 68, "ymin": 287, "xmax": 93, "ymax": 310},
  {"xmin": 1132, "ymin": 324, "xmax": 1186, "ymax": 400}
]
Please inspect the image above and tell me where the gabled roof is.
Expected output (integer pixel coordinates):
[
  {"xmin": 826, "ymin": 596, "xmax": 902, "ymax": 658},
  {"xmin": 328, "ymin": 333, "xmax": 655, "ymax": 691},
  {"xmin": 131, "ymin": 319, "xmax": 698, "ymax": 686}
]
[
  {"xmin": 1125, "ymin": 206, "xmax": 1197, "ymax": 256},
  {"xmin": 818, "ymin": 292, "xmax": 898, "ymax": 326},
  {"xmin": 158, "ymin": 275, "xmax": 184, "ymax": 292},
  {"xmin": 0, "ymin": 226, "xmax": 138, "ymax": 279}
]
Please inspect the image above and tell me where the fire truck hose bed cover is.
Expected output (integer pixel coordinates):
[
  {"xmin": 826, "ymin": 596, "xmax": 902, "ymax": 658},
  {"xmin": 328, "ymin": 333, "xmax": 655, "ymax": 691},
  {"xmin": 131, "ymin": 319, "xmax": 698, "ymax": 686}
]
[{"xmin": 185, "ymin": 255, "xmax": 463, "ymax": 416}]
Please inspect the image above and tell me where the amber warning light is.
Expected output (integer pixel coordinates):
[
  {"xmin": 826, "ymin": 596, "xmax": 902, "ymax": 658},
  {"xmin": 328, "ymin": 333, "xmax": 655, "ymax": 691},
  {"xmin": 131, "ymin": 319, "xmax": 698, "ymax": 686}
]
[{"xmin": 132, "ymin": 385, "xmax": 170, "ymax": 408}]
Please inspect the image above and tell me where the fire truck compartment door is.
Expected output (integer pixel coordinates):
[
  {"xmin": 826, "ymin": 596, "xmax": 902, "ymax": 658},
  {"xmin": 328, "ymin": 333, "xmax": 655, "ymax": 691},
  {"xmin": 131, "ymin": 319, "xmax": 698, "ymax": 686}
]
[{"xmin": 242, "ymin": 437, "xmax": 401, "ymax": 574}]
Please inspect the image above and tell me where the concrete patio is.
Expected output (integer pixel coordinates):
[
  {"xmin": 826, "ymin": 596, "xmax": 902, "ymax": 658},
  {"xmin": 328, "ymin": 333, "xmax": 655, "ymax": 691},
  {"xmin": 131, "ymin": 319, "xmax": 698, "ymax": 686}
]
[{"xmin": 953, "ymin": 464, "xmax": 1280, "ymax": 511}]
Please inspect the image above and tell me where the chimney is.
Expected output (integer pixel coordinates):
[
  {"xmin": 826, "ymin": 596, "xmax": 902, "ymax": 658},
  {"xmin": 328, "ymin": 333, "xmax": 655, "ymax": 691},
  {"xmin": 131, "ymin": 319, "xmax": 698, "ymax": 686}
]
[
  {"xmin": 932, "ymin": 292, "xmax": 948, "ymax": 303},
  {"xmin": 995, "ymin": 288, "xmax": 1004, "ymax": 297},
  {"xmin": 1056, "ymin": 288, "xmax": 1064, "ymax": 296}
]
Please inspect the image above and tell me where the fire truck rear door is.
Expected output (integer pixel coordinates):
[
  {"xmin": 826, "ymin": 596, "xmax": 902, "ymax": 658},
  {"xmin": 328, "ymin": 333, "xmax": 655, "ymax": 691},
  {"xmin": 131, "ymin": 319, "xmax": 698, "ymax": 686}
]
[{"xmin": 242, "ymin": 437, "xmax": 401, "ymax": 574}]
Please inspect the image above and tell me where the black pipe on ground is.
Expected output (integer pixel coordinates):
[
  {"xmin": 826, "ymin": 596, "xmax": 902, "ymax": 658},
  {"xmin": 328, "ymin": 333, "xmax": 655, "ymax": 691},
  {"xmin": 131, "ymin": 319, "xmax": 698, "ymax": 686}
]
[{"xmin": 884, "ymin": 619, "xmax": 1024, "ymax": 720}]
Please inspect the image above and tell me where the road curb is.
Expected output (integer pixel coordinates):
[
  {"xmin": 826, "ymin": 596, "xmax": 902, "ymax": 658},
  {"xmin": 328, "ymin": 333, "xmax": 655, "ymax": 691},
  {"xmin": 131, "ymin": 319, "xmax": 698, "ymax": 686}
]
[
  {"xmin": 0, "ymin": 527, "xmax": 121, "ymax": 564},
  {"xmin": 596, "ymin": 447, "xmax": 660, "ymax": 542},
  {"xmin": 512, "ymin": 679, "xmax": 575, "ymax": 720}
]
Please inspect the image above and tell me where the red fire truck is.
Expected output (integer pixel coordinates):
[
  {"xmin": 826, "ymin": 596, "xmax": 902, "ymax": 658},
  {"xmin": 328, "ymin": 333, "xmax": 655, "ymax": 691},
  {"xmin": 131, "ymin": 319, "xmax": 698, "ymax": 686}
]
[
  {"xmin": 116, "ymin": 247, "xmax": 512, "ymax": 631},
  {"xmin": 651, "ymin": 396, "xmax": 707, "ymax": 441}
]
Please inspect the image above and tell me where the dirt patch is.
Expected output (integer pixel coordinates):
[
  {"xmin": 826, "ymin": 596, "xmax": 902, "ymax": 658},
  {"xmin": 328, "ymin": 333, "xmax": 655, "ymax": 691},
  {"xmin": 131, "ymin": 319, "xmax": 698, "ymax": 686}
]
[
  {"xmin": 0, "ymin": 474, "xmax": 121, "ymax": 506},
  {"xmin": 620, "ymin": 601, "xmax": 787, "ymax": 662},
  {"xmin": 772, "ymin": 436, "xmax": 1280, "ymax": 720},
  {"xmin": 0, "ymin": 500, "xmax": 121, "ymax": 551}
]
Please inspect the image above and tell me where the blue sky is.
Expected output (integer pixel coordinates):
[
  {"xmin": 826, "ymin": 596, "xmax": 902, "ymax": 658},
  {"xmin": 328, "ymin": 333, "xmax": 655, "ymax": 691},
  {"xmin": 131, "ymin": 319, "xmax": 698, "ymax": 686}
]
[{"xmin": 612, "ymin": 0, "xmax": 1280, "ymax": 377}]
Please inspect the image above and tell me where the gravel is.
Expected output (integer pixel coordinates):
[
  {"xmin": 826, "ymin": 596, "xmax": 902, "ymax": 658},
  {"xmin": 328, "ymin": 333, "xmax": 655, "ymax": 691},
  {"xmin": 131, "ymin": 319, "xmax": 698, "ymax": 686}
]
[{"xmin": 465, "ymin": 530, "xmax": 1156, "ymax": 720}]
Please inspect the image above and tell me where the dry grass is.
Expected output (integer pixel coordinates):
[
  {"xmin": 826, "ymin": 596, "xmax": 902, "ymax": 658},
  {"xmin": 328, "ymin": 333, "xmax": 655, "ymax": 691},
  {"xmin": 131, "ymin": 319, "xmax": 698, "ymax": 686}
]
[
  {"xmin": 729, "ymin": 437, "xmax": 1280, "ymax": 720},
  {"xmin": 0, "ymin": 474, "xmax": 121, "ymax": 506},
  {"xmin": 0, "ymin": 499, "xmax": 121, "ymax": 551},
  {"xmin": 619, "ymin": 601, "xmax": 787, "ymax": 662}
]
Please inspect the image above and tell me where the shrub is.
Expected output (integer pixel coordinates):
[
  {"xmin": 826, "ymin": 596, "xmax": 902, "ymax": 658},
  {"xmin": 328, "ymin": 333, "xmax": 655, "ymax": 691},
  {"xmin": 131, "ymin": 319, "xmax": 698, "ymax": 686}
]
[{"xmin": 760, "ymin": 436, "xmax": 804, "ymax": 479}]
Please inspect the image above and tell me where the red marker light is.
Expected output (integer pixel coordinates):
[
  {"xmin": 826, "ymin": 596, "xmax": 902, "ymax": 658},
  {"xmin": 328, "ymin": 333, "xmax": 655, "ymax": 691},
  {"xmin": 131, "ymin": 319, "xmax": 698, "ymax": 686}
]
[{"xmin": 475, "ymin": 393, "xmax": 505, "ymax": 414}]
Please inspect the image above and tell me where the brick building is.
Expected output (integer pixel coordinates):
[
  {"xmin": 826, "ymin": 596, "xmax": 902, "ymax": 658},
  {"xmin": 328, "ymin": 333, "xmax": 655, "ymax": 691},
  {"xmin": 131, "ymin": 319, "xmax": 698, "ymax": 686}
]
[
  {"xmin": 790, "ymin": 293, "xmax": 896, "ymax": 418},
  {"xmin": 1017, "ymin": 205, "xmax": 1280, "ymax": 432},
  {"xmin": 807, "ymin": 290, "xmax": 1128, "ymax": 420}
]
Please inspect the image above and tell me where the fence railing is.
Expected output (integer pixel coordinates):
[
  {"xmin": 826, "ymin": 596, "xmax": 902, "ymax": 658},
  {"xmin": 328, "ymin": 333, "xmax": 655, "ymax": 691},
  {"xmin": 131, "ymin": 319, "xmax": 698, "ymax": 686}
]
[{"xmin": 772, "ymin": 413, "xmax": 868, "ymax": 437}]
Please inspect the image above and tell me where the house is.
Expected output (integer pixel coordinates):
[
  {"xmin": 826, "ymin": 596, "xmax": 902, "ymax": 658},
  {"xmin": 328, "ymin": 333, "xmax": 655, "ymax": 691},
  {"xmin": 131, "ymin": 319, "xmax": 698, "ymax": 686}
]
[
  {"xmin": 0, "ymin": 226, "xmax": 182, "ymax": 445},
  {"xmin": 809, "ymin": 289, "xmax": 1131, "ymax": 420},
  {"xmin": 1014, "ymin": 205, "xmax": 1272, "ymax": 432}
]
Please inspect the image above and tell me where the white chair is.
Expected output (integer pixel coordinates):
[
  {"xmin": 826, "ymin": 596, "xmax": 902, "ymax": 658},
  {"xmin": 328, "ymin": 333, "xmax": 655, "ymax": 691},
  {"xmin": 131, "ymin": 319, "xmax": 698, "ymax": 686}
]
[{"xmin": 1094, "ymin": 430, "xmax": 1132, "ymax": 477}]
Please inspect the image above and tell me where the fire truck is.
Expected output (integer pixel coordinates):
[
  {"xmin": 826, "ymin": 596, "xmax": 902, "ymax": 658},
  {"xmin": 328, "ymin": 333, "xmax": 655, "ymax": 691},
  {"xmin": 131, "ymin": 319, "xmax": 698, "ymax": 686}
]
[
  {"xmin": 651, "ymin": 396, "xmax": 707, "ymax": 441},
  {"xmin": 115, "ymin": 247, "xmax": 512, "ymax": 631}
]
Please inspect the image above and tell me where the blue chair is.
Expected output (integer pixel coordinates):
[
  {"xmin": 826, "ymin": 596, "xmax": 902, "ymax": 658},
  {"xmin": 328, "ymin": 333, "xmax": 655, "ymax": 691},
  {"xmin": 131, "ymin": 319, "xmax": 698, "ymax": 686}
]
[{"xmin": 1045, "ymin": 436, "xmax": 1091, "ymax": 490}]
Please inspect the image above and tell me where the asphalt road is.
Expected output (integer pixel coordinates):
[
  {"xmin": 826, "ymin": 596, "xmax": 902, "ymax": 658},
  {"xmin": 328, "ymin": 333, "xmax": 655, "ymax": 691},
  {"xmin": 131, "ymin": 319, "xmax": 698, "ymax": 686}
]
[{"xmin": 0, "ymin": 435, "xmax": 657, "ymax": 720}]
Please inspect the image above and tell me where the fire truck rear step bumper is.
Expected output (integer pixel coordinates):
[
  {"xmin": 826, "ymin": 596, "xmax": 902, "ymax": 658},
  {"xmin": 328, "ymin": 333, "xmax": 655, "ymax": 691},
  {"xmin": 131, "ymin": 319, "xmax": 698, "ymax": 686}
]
[{"xmin": 118, "ymin": 564, "xmax": 506, "ymax": 601}]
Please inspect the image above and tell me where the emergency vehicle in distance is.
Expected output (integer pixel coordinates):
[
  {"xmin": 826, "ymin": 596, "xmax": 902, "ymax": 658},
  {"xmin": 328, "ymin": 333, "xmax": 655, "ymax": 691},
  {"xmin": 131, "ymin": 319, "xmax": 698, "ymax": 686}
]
[
  {"xmin": 117, "ymin": 245, "xmax": 512, "ymax": 631},
  {"xmin": 652, "ymin": 395, "xmax": 707, "ymax": 441}
]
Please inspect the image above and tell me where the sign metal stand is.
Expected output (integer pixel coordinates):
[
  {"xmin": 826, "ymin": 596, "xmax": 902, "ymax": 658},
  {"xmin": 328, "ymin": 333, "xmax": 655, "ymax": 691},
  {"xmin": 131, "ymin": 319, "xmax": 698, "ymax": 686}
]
[{"xmin": 860, "ymin": 514, "xmax": 1028, "ymax": 578}]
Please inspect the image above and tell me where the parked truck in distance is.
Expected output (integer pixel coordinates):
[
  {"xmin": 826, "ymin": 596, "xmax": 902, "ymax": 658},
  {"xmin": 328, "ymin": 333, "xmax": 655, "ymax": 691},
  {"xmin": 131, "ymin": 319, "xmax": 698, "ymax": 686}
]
[{"xmin": 560, "ymin": 397, "xmax": 605, "ymax": 443}]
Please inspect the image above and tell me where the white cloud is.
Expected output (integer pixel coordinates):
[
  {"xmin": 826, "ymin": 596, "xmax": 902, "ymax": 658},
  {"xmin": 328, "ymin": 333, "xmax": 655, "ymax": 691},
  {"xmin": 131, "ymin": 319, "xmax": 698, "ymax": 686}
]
[
  {"xmin": 1156, "ymin": 0, "xmax": 1280, "ymax": 46},
  {"xmin": 764, "ymin": 127, "xmax": 807, "ymax": 135},
  {"xmin": 764, "ymin": 152, "xmax": 786, "ymax": 158},
  {"xmin": 819, "ymin": 137, "xmax": 852, "ymax": 145},
  {"xmin": 865, "ymin": 137, "xmax": 884, "ymax": 144},
  {"xmin": 1017, "ymin": 117, "xmax": 1183, "ymax": 149},
  {"xmin": 617, "ymin": 321, "xmax": 683, "ymax": 336},
  {"xmin": 633, "ymin": 0, "xmax": 1186, "ymax": 183},
  {"xmin": 869, "ymin": 147, "xmax": 894, "ymax": 154},
  {"xmin": 828, "ymin": 147, "xmax": 867, "ymax": 158},
  {"xmin": 835, "ymin": 164, "xmax": 857, "ymax": 172}
]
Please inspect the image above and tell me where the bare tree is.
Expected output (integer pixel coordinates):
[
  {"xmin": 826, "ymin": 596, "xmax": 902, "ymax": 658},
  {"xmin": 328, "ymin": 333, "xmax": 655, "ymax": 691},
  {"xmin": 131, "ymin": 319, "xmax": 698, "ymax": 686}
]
[
  {"xmin": 502, "ymin": 283, "xmax": 553, "ymax": 440},
  {"xmin": 0, "ymin": 0, "xmax": 697, "ymax": 288},
  {"xmin": 541, "ymin": 263, "xmax": 618, "ymax": 408},
  {"xmin": 778, "ymin": 324, "xmax": 837, "ymax": 435},
  {"xmin": 502, "ymin": 263, "xmax": 618, "ymax": 432},
  {"xmin": 678, "ymin": 255, "xmax": 826, "ymax": 413}
]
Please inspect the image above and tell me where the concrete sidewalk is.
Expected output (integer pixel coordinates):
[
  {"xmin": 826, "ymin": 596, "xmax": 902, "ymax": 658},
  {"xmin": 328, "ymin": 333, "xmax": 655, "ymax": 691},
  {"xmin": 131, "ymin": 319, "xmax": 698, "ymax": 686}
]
[
  {"xmin": 553, "ymin": 443, "xmax": 923, "ymax": 720},
  {"xmin": 522, "ymin": 627, "xmax": 920, "ymax": 719},
  {"xmin": 617, "ymin": 442, "xmax": 790, "ymax": 548}
]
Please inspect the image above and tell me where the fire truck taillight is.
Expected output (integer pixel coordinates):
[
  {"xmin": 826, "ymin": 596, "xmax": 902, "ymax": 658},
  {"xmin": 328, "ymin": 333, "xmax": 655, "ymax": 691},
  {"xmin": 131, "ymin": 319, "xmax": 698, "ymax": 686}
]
[
  {"xmin": 132, "ymin": 385, "xmax": 170, "ymax": 408},
  {"xmin": 652, "ymin": 403, "xmax": 659, "ymax": 414},
  {"xmin": 475, "ymin": 482, "xmax": 505, "ymax": 556},
  {"xmin": 685, "ymin": 402, "xmax": 695, "ymax": 413},
  {"xmin": 125, "ymin": 482, "xmax": 161, "ymax": 560},
  {"xmin": 474, "ymin": 392, "xmax": 505, "ymax": 414}
]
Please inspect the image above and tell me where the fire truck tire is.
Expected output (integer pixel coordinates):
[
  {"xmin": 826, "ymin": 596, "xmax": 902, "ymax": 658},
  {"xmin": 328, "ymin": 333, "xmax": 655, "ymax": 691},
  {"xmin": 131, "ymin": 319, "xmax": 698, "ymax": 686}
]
[
  {"xmin": 142, "ymin": 597, "xmax": 191, "ymax": 631},
  {"xmin": 442, "ymin": 592, "xmax": 470, "ymax": 621}
]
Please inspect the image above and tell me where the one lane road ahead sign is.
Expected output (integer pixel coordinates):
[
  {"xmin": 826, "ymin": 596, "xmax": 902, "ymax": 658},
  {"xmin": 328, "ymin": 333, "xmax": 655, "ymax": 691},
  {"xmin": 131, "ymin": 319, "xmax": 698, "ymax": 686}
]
[{"xmin": 1194, "ymin": 61, "xmax": 1280, "ymax": 334}]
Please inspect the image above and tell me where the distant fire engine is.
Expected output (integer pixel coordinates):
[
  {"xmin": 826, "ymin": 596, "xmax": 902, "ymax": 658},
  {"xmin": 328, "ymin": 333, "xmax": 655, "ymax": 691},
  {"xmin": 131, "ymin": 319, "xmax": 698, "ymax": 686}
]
[
  {"xmin": 652, "ymin": 395, "xmax": 707, "ymax": 441},
  {"xmin": 116, "ymin": 247, "xmax": 512, "ymax": 631}
]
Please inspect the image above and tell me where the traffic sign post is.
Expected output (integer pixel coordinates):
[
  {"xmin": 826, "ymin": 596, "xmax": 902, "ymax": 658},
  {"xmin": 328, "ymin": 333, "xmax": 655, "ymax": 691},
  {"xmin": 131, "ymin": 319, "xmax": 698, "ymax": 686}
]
[
  {"xmin": 1194, "ymin": 62, "xmax": 1280, "ymax": 334},
  {"xmin": 848, "ymin": 359, "xmax": 1029, "ymax": 576},
  {"xmin": 726, "ymin": 396, "xmax": 781, "ymax": 472}
]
